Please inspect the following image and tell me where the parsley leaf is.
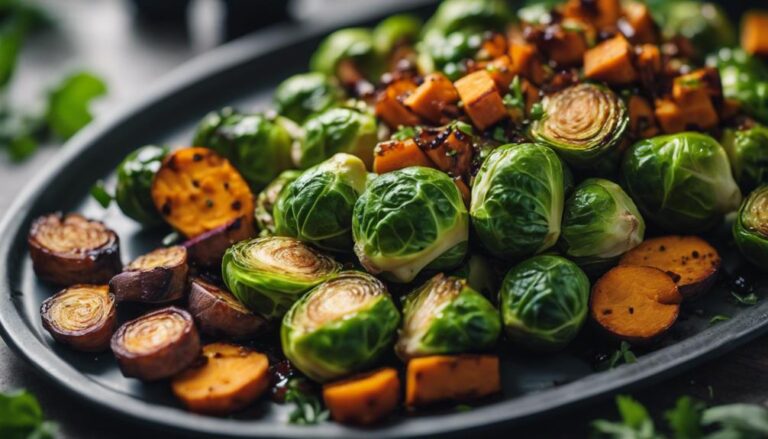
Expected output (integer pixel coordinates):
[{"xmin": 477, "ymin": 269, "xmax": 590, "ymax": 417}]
[
  {"xmin": 284, "ymin": 379, "xmax": 328, "ymax": 425},
  {"xmin": 709, "ymin": 315, "xmax": 730, "ymax": 325},
  {"xmin": 664, "ymin": 396, "xmax": 704, "ymax": 439},
  {"xmin": 46, "ymin": 72, "xmax": 107, "ymax": 139},
  {"xmin": 600, "ymin": 341, "xmax": 638, "ymax": 370},
  {"xmin": 731, "ymin": 291, "xmax": 758, "ymax": 306},
  {"xmin": 503, "ymin": 76, "xmax": 525, "ymax": 112},
  {"xmin": 89, "ymin": 180, "xmax": 113, "ymax": 208},
  {"xmin": 592, "ymin": 395, "xmax": 660, "ymax": 439},
  {"xmin": 702, "ymin": 404, "xmax": 768, "ymax": 437},
  {"xmin": 0, "ymin": 389, "xmax": 57, "ymax": 439},
  {"xmin": 392, "ymin": 125, "xmax": 417, "ymax": 141}
]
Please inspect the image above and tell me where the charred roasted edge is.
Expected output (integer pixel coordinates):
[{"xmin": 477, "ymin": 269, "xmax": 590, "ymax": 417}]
[
  {"xmin": 109, "ymin": 246, "xmax": 189, "ymax": 304},
  {"xmin": 40, "ymin": 284, "xmax": 117, "ymax": 352},
  {"xmin": 110, "ymin": 306, "xmax": 201, "ymax": 381},
  {"xmin": 183, "ymin": 216, "xmax": 256, "ymax": 269},
  {"xmin": 28, "ymin": 213, "xmax": 122, "ymax": 286},
  {"xmin": 188, "ymin": 278, "xmax": 267, "ymax": 339}
]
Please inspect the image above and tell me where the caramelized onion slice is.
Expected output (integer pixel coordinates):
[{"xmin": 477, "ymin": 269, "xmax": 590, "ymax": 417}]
[
  {"xmin": 111, "ymin": 307, "xmax": 200, "ymax": 381},
  {"xmin": 109, "ymin": 246, "xmax": 188, "ymax": 304},
  {"xmin": 28, "ymin": 213, "xmax": 122, "ymax": 286},
  {"xmin": 188, "ymin": 278, "xmax": 267, "ymax": 339},
  {"xmin": 41, "ymin": 284, "xmax": 116, "ymax": 352}
]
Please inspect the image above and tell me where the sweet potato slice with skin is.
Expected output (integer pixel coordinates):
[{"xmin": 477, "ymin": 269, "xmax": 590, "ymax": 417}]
[
  {"xmin": 172, "ymin": 343, "xmax": 269, "ymax": 414},
  {"xmin": 404, "ymin": 73, "xmax": 459, "ymax": 123},
  {"xmin": 584, "ymin": 35, "xmax": 638, "ymax": 85},
  {"xmin": 373, "ymin": 139, "xmax": 434, "ymax": 174},
  {"xmin": 619, "ymin": 236, "xmax": 721, "ymax": 299},
  {"xmin": 323, "ymin": 368, "xmax": 400, "ymax": 425},
  {"xmin": 183, "ymin": 216, "xmax": 255, "ymax": 269},
  {"xmin": 109, "ymin": 246, "xmax": 188, "ymax": 304},
  {"xmin": 187, "ymin": 278, "xmax": 267, "ymax": 339},
  {"xmin": 591, "ymin": 266, "xmax": 682, "ymax": 343},
  {"xmin": 742, "ymin": 11, "xmax": 768, "ymax": 57},
  {"xmin": 405, "ymin": 355, "xmax": 500, "ymax": 408},
  {"xmin": 454, "ymin": 71, "xmax": 507, "ymax": 130},
  {"xmin": 375, "ymin": 79, "xmax": 420, "ymax": 128},
  {"xmin": 151, "ymin": 147, "xmax": 254, "ymax": 239}
]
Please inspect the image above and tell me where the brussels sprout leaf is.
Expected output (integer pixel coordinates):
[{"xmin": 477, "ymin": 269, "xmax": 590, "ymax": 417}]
[
  {"xmin": 46, "ymin": 72, "xmax": 107, "ymax": 140},
  {"xmin": 89, "ymin": 180, "xmax": 113, "ymax": 208},
  {"xmin": 0, "ymin": 389, "xmax": 57, "ymax": 439},
  {"xmin": 284, "ymin": 379, "xmax": 329, "ymax": 425}
]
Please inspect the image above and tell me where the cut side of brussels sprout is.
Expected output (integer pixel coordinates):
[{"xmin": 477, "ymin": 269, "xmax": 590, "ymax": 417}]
[
  {"xmin": 254, "ymin": 170, "xmax": 302, "ymax": 236},
  {"xmin": 353, "ymin": 167, "xmax": 469, "ymax": 283},
  {"xmin": 470, "ymin": 143, "xmax": 565, "ymax": 259},
  {"xmin": 115, "ymin": 145, "xmax": 168, "ymax": 225},
  {"xmin": 499, "ymin": 255, "xmax": 590, "ymax": 351},
  {"xmin": 296, "ymin": 107, "xmax": 378, "ymax": 170},
  {"xmin": 281, "ymin": 271, "xmax": 400, "ymax": 382},
  {"xmin": 559, "ymin": 178, "xmax": 645, "ymax": 273},
  {"xmin": 274, "ymin": 73, "xmax": 345, "ymax": 123},
  {"xmin": 531, "ymin": 83, "xmax": 628, "ymax": 168},
  {"xmin": 721, "ymin": 124, "xmax": 768, "ymax": 192},
  {"xmin": 274, "ymin": 153, "xmax": 368, "ymax": 253},
  {"xmin": 396, "ymin": 274, "xmax": 499, "ymax": 360},
  {"xmin": 222, "ymin": 236, "xmax": 341, "ymax": 320},
  {"xmin": 622, "ymin": 132, "xmax": 742, "ymax": 232},
  {"xmin": 734, "ymin": 185, "xmax": 768, "ymax": 270}
]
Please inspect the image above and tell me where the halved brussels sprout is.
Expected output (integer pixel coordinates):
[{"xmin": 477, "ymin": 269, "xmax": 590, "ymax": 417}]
[
  {"xmin": 733, "ymin": 185, "xmax": 768, "ymax": 270},
  {"xmin": 721, "ymin": 124, "xmax": 768, "ymax": 192},
  {"xmin": 396, "ymin": 274, "xmax": 499, "ymax": 360},
  {"xmin": 530, "ymin": 83, "xmax": 628, "ymax": 168},
  {"xmin": 115, "ymin": 145, "xmax": 168, "ymax": 225},
  {"xmin": 470, "ymin": 143, "xmax": 565, "ymax": 259},
  {"xmin": 353, "ymin": 167, "xmax": 469, "ymax": 283},
  {"xmin": 254, "ymin": 169, "xmax": 302, "ymax": 236},
  {"xmin": 559, "ymin": 178, "xmax": 645, "ymax": 273},
  {"xmin": 281, "ymin": 271, "xmax": 400, "ymax": 382},
  {"xmin": 192, "ymin": 108, "xmax": 294, "ymax": 189},
  {"xmin": 373, "ymin": 14, "xmax": 421, "ymax": 55},
  {"xmin": 659, "ymin": 2, "xmax": 736, "ymax": 57},
  {"xmin": 273, "ymin": 72, "xmax": 345, "ymax": 124},
  {"xmin": 222, "ymin": 236, "xmax": 342, "ymax": 320},
  {"xmin": 707, "ymin": 48, "xmax": 768, "ymax": 124},
  {"xmin": 275, "ymin": 153, "xmax": 368, "ymax": 253},
  {"xmin": 296, "ymin": 107, "xmax": 378, "ymax": 170},
  {"xmin": 310, "ymin": 28, "xmax": 378, "ymax": 80},
  {"xmin": 622, "ymin": 132, "xmax": 742, "ymax": 232},
  {"xmin": 499, "ymin": 255, "xmax": 590, "ymax": 351}
]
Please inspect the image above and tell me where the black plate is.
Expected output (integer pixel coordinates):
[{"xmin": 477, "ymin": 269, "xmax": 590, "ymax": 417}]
[{"xmin": 0, "ymin": 1, "xmax": 766, "ymax": 437}]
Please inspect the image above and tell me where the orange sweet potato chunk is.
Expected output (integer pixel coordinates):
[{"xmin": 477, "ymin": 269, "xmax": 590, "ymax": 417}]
[
  {"xmin": 742, "ymin": 11, "xmax": 768, "ymax": 57},
  {"xmin": 323, "ymin": 368, "xmax": 400, "ymax": 425},
  {"xmin": 375, "ymin": 79, "xmax": 420, "ymax": 128},
  {"xmin": 405, "ymin": 355, "xmax": 500, "ymax": 407},
  {"xmin": 404, "ymin": 73, "xmax": 459, "ymax": 123},
  {"xmin": 584, "ymin": 35, "xmax": 638, "ymax": 85},
  {"xmin": 454, "ymin": 71, "xmax": 507, "ymax": 130}
]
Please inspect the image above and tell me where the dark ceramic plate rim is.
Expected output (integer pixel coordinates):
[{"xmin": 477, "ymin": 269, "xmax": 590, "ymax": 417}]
[{"xmin": 2, "ymin": 2, "xmax": 768, "ymax": 437}]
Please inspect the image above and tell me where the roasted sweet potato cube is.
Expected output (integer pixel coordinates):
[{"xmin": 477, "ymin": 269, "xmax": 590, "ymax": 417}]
[
  {"xmin": 672, "ymin": 74, "xmax": 719, "ymax": 130},
  {"xmin": 422, "ymin": 129, "xmax": 473, "ymax": 177},
  {"xmin": 405, "ymin": 355, "xmax": 500, "ymax": 407},
  {"xmin": 484, "ymin": 56, "xmax": 516, "ymax": 90},
  {"xmin": 454, "ymin": 70, "xmax": 507, "ymax": 130},
  {"xmin": 742, "ymin": 11, "xmax": 768, "ymax": 57},
  {"xmin": 622, "ymin": 2, "xmax": 658, "ymax": 44},
  {"xmin": 654, "ymin": 98, "xmax": 687, "ymax": 134},
  {"xmin": 584, "ymin": 35, "xmax": 638, "ymax": 85},
  {"xmin": 509, "ymin": 43, "xmax": 545, "ymax": 85},
  {"xmin": 480, "ymin": 33, "xmax": 508, "ymax": 59},
  {"xmin": 564, "ymin": 0, "xmax": 621, "ymax": 28},
  {"xmin": 404, "ymin": 73, "xmax": 459, "ymax": 123},
  {"xmin": 373, "ymin": 139, "xmax": 434, "ymax": 174},
  {"xmin": 375, "ymin": 79, "xmax": 420, "ymax": 128},
  {"xmin": 628, "ymin": 95, "xmax": 659, "ymax": 139},
  {"xmin": 542, "ymin": 26, "xmax": 589, "ymax": 67}
]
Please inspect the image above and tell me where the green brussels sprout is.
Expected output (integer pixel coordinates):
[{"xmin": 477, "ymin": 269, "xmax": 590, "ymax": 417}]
[
  {"xmin": 417, "ymin": 30, "xmax": 484, "ymax": 80},
  {"xmin": 273, "ymin": 73, "xmax": 344, "ymax": 124},
  {"xmin": 310, "ymin": 28, "xmax": 378, "ymax": 79},
  {"xmin": 622, "ymin": 132, "xmax": 742, "ymax": 232},
  {"xmin": 721, "ymin": 124, "xmax": 768, "ymax": 193},
  {"xmin": 559, "ymin": 178, "xmax": 645, "ymax": 273},
  {"xmin": 275, "ymin": 153, "xmax": 368, "ymax": 253},
  {"xmin": 281, "ymin": 271, "xmax": 400, "ymax": 382},
  {"xmin": 470, "ymin": 143, "xmax": 565, "ymax": 259},
  {"xmin": 499, "ymin": 255, "xmax": 590, "ymax": 351},
  {"xmin": 115, "ymin": 145, "xmax": 168, "ymax": 225},
  {"xmin": 659, "ymin": 2, "xmax": 736, "ymax": 57},
  {"xmin": 423, "ymin": 0, "xmax": 511, "ymax": 36},
  {"xmin": 530, "ymin": 84, "xmax": 628, "ymax": 169},
  {"xmin": 254, "ymin": 169, "xmax": 302, "ymax": 236},
  {"xmin": 297, "ymin": 107, "xmax": 378, "ymax": 170},
  {"xmin": 353, "ymin": 167, "xmax": 469, "ymax": 283},
  {"xmin": 373, "ymin": 14, "xmax": 422, "ymax": 55},
  {"xmin": 707, "ymin": 48, "xmax": 768, "ymax": 124},
  {"xmin": 733, "ymin": 185, "xmax": 768, "ymax": 270},
  {"xmin": 396, "ymin": 274, "xmax": 500, "ymax": 360},
  {"xmin": 222, "ymin": 236, "xmax": 341, "ymax": 320},
  {"xmin": 192, "ymin": 108, "xmax": 294, "ymax": 190},
  {"xmin": 451, "ymin": 253, "xmax": 500, "ymax": 299}
]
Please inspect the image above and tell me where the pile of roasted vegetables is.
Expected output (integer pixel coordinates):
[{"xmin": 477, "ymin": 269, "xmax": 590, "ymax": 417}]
[{"xmin": 26, "ymin": 0, "xmax": 768, "ymax": 427}]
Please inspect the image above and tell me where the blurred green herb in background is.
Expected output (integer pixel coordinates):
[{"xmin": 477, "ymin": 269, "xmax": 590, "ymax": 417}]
[
  {"xmin": 0, "ymin": 389, "xmax": 57, "ymax": 439},
  {"xmin": 0, "ymin": 0, "xmax": 107, "ymax": 161}
]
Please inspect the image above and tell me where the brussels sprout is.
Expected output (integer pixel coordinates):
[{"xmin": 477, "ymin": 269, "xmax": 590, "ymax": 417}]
[
  {"xmin": 499, "ymin": 255, "xmax": 590, "ymax": 351},
  {"xmin": 530, "ymin": 84, "xmax": 628, "ymax": 168},
  {"xmin": 281, "ymin": 271, "xmax": 400, "ymax": 382},
  {"xmin": 733, "ymin": 185, "xmax": 768, "ymax": 270},
  {"xmin": 559, "ymin": 178, "xmax": 645, "ymax": 273},
  {"xmin": 396, "ymin": 274, "xmax": 499, "ymax": 360},
  {"xmin": 451, "ymin": 253, "xmax": 500, "ymax": 299},
  {"xmin": 275, "ymin": 153, "xmax": 368, "ymax": 252},
  {"xmin": 470, "ymin": 143, "xmax": 565, "ymax": 259},
  {"xmin": 423, "ymin": 0, "xmax": 511, "ymax": 36},
  {"xmin": 721, "ymin": 124, "xmax": 768, "ymax": 192},
  {"xmin": 296, "ymin": 107, "xmax": 378, "ymax": 170},
  {"xmin": 373, "ymin": 14, "xmax": 421, "ymax": 55},
  {"xmin": 222, "ymin": 236, "xmax": 341, "ymax": 320},
  {"xmin": 707, "ymin": 48, "xmax": 768, "ymax": 124},
  {"xmin": 353, "ymin": 167, "xmax": 468, "ymax": 283},
  {"xmin": 658, "ymin": 2, "xmax": 736, "ymax": 57},
  {"xmin": 622, "ymin": 132, "xmax": 742, "ymax": 232},
  {"xmin": 417, "ymin": 30, "xmax": 484, "ymax": 80},
  {"xmin": 273, "ymin": 73, "xmax": 344, "ymax": 124},
  {"xmin": 115, "ymin": 145, "xmax": 168, "ymax": 225},
  {"xmin": 310, "ymin": 28, "xmax": 378, "ymax": 79},
  {"xmin": 192, "ymin": 108, "xmax": 294, "ymax": 189},
  {"xmin": 254, "ymin": 170, "xmax": 302, "ymax": 236}
]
